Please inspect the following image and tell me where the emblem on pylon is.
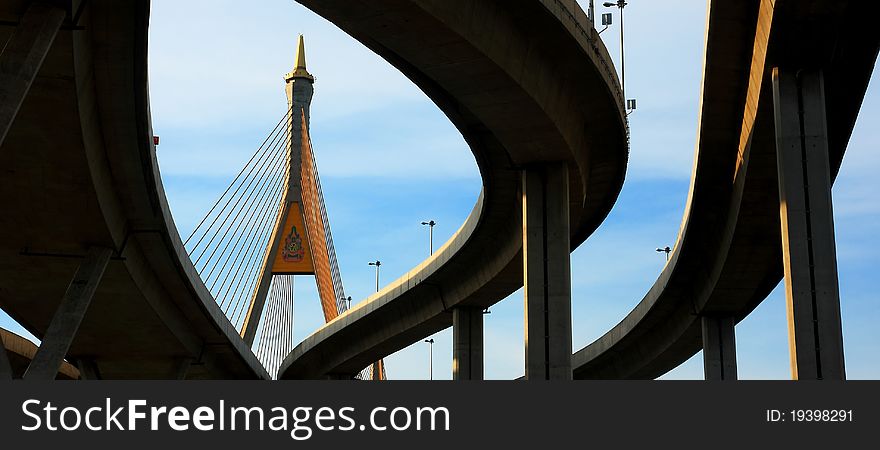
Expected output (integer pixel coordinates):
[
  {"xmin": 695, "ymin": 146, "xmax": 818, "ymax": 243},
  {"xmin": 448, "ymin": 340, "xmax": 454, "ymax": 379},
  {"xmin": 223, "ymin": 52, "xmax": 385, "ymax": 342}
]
[{"xmin": 282, "ymin": 225, "xmax": 306, "ymax": 262}]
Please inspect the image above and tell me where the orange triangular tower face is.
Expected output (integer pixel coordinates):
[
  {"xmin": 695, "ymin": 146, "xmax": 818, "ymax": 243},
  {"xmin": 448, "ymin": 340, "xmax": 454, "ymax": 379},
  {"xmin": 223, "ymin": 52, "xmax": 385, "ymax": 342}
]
[
  {"xmin": 271, "ymin": 202, "xmax": 315, "ymax": 275},
  {"xmin": 299, "ymin": 112, "xmax": 340, "ymax": 322}
]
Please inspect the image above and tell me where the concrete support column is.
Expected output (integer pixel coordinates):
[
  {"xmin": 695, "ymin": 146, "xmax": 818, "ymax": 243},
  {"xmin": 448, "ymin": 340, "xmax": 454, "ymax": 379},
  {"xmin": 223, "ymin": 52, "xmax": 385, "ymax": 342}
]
[
  {"xmin": 701, "ymin": 315, "xmax": 737, "ymax": 380},
  {"xmin": 0, "ymin": 2, "xmax": 66, "ymax": 147},
  {"xmin": 772, "ymin": 68, "xmax": 845, "ymax": 380},
  {"xmin": 523, "ymin": 163, "xmax": 572, "ymax": 380},
  {"xmin": 0, "ymin": 335, "xmax": 12, "ymax": 380},
  {"xmin": 76, "ymin": 359, "xmax": 101, "ymax": 380},
  {"xmin": 371, "ymin": 360, "xmax": 384, "ymax": 381},
  {"xmin": 173, "ymin": 357, "xmax": 193, "ymax": 380},
  {"xmin": 452, "ymin": 306, "xmax": 483, "ymax": 380},
  {"xmin": 24, "ymin": 247, "xmax": 112, "ymax": 380}
]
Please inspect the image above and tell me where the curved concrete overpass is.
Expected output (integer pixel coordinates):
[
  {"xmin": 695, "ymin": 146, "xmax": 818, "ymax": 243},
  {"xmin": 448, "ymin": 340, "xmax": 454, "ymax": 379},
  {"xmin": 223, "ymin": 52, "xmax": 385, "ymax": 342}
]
[
  {"xmin": 573, "ymin": 0, "xmax": 879, "ymax": 379},
  {"xmin": 0, "ymin": 0, "xmax": 268, "ymax": 379},
  {"xmin": 1, "ymin": 328, "xmax": 79, "ymax": 379},
  {"xmin": 279, "ymin": 0, "xmax": 628, "ymax": 379}
]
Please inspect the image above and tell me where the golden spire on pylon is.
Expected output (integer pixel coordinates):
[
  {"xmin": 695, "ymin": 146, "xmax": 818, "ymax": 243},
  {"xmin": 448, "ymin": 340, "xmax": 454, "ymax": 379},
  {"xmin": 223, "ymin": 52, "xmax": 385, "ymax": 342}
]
[{"xmin": 285, "ymin": 34, "xmax": 314, "ymax": 82}]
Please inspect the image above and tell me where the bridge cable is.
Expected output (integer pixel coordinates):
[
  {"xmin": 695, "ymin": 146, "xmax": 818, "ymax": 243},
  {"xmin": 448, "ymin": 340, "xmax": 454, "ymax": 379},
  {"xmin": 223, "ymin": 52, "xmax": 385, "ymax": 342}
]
[
  {"xmin": 201, "ymin": 147, "xmax": 288, "ymax": 285},
  {"xmin": 204, "ymin": 147, "xmax": 288, "ymax": 294},
  {"xmin": 217, "ymin": 164, "xmax": 289, "ymax": 313},
  {"xmin": 184, "ymin": 107, "xmax": 291, "ymax": 247},
  {"xmin": 190, "ymin": 123, "xmax": 290, "ymax": 268},
  {"xmin": 186, "ymin": 108, "xmax": 291, "ymax": 264}
]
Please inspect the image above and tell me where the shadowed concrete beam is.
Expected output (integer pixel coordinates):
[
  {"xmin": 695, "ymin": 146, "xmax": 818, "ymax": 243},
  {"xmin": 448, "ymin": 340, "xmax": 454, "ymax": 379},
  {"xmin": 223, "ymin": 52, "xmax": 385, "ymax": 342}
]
[
  {"xmin": 0, "ymin": 2, "xmax": 65, "ymax": 147},
  {"xmin": 523, "ymin": 163, "xmax": 572, "ymax": 380},
  {"xmin": 701, "ymin": 315, "xmax": 737, "ymax": 380},
  {"xmin": 23, "ymin": 247, "xmax": 112, "ymax": 380},
  {"xmin": 453, "ymin": 306, "xmax": 484, "ymax": 380},
  {"xmin": 772, "ymin": 68, "xmax": 845, "ymax": 381}
]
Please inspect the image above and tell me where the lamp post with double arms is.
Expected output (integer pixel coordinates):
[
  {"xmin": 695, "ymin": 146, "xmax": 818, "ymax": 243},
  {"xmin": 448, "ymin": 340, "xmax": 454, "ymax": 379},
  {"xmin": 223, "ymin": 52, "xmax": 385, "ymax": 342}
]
[
  {"xmin": 603, "ymin": 1, "xmax": 636, "ymax": 115},
  {"xmin": 604, "ymin": 1, "xmax": 628, "ymax": 101}
]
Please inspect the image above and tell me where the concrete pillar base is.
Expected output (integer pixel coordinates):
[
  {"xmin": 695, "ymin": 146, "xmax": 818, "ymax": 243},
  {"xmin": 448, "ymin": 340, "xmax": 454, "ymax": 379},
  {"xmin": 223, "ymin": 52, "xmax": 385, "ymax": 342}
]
[
  {"xmin": 453, "ymin": 306, "xmax": 484, "ymax": 380},
  {"xmin": 523, "ymin": 163, "xmax": 572, "ymax": 381},
  {"xmin": 24, "ymin": 247, "xmax": 112, "ymax": 380},
  {"xmin": 772, "ymin": 68, "xmax": 846, "ymax": 380},
  {"xmin": 701, "ymin": 315, "xmax": 737, "ymax": 380}
]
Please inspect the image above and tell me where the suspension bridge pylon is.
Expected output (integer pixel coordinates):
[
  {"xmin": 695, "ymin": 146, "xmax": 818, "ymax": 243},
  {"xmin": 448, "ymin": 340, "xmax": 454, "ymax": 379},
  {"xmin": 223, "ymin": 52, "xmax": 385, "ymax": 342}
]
[{"xmin": 231, "ymin": 35, "xmax": 385, "ymax": 380}]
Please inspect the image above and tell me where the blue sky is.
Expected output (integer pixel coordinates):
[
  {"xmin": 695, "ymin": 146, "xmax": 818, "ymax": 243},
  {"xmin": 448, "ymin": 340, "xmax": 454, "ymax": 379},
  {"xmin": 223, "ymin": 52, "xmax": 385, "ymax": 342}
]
[{"xmin": 2, "ymin": 0, "xmax": 876, "ymax": 380}]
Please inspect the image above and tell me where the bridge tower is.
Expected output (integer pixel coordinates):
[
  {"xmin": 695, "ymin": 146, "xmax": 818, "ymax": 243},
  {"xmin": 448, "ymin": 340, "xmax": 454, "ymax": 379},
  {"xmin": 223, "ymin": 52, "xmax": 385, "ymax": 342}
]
[
  {"xmin": 234, "ymin": 36, "xmax": 384, "ymax": 380},
  {"xmin": 240, "ymin": 35, "xmax": 316, "ymax": 350}
]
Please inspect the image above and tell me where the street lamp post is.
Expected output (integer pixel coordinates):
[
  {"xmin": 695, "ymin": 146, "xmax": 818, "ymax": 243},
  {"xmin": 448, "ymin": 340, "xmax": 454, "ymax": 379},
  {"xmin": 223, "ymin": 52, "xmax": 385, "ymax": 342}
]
[
  {"xmin": 341, "ymin": 296, "xmax": 352, "ymax": 311},
  {"xmin": 589, "ymin": 0, "xmax": 596, "ymax": 27},
  {"xmin": 424, "ymin": 338, "xmax": 434, "ymax": 380},
  {"xmin": 603, "ymin": 1, "xmax": 632, "ymax": 112},
  {"xmin": 656, "ymin": 246, "xmax": 671, "ymax": 261},
  {"xmin": 421, "ymin": 220, "xmax": 436, "ymax": 256},
  {"xmin": 366, "ymin": 263, "xmax": 382, "ymax": 381},
  {"xmin": 368, "ymin": 260, "xmax": 381, "ymax": 292}
]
